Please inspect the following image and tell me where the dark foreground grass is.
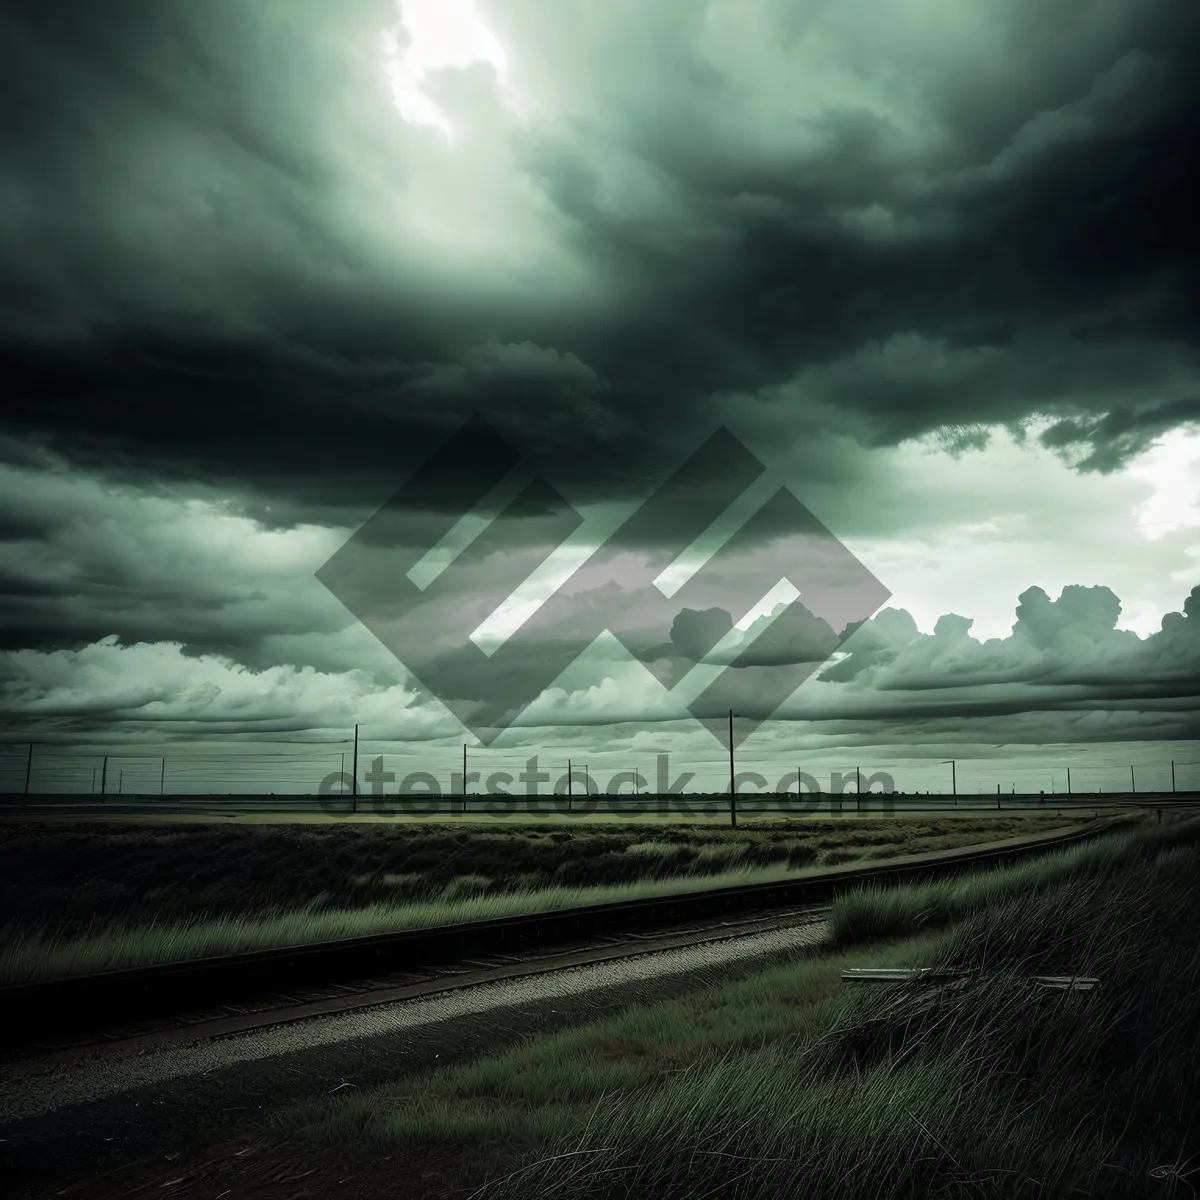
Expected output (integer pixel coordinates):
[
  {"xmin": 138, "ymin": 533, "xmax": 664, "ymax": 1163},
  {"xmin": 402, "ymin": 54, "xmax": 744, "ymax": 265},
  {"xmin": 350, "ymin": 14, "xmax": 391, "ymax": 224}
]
[
  {"xmin": 826, "ymin": 811, "xmax": 1200, "ymax": 946},
  {"xmin": 243, "ymin": 815, "xmax": 1200, "ymax": 1200},
  {"xmin": 0, "ymin": 815, "xmax": 1086, "ymax": 984}
]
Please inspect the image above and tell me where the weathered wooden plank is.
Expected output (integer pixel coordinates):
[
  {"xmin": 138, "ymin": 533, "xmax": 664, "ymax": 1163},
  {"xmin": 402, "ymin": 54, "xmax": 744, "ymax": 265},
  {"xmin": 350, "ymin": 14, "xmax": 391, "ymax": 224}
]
[
  {"xmin": 841, "ymin": 967, "xmax": 970, "ymax": 983},
  {"xmin": 841, "ymin": 968, "xmax": 1100, "ymax": 992},
  {"xmin": 1029, "ymin": 975, "xmax": 1100, "ymax": 991}
]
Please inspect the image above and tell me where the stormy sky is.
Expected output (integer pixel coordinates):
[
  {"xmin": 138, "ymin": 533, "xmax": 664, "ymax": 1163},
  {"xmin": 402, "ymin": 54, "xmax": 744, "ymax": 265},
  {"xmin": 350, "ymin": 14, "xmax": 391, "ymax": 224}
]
[{"xmin": 1, "ymin": 0, "xmax": 1199, "ymax": 786}]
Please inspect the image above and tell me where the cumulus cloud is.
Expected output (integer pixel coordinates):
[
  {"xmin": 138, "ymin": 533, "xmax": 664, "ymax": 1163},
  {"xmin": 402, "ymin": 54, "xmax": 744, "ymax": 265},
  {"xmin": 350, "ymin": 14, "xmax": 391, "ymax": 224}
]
[
  {"xmin": 797, "ymin": 583, "xmax": 1200, "ymax": 742},
  {"xmin": 0, "ymin": 636, "xmax": 439, "ymax": 740},
  {"xmin": 3, "ymin": 578, "xmax": 1197, "ymax": 747}
]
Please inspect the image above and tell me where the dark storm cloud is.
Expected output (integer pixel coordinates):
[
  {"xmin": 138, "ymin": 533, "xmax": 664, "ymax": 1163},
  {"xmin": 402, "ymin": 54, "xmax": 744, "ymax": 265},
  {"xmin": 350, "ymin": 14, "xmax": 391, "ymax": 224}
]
[
  {"xmin": 0, "ymin": 1, "xmax": 1197, "ymax": 756},
  {"xmin": 0, "ymin": 0, "xmax": 1197, "ymax": 533}
]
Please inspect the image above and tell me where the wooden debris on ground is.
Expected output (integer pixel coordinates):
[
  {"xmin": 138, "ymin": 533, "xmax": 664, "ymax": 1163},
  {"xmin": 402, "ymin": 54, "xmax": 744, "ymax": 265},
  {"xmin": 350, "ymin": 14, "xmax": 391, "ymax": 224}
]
[
  {"xmin": 841, "ymin": 967, "xmax": 1100, "ymax": 1018},
  {"xmin": 841, "ymin": 967, "xmax": 1100, "ymax": 991}
]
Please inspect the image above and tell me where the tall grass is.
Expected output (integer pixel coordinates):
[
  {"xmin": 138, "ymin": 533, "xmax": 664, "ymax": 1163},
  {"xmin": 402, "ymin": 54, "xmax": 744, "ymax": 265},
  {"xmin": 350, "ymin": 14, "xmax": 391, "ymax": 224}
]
[
  {"xmin": 1, "ymin": 817, "xmax": 1092, "ymax": 985},
  {"xmin": 261, "ymin": 931, "xmax": 950, "ymax": 1153},
  {"xmin": 0, "ymin": 860, "xmax": 820, "ymax": 985},
  {"xmin": 0, "ymin": 815, "xmax": 1085, "ymax": 941},
  {"xmin": 467, "ymin": 821, "xmax": 1200, "ymax": 1199},
  {"xmin": 251, "ymin": 815, "xmax": 1200, "ymax": 1200},
  {"xmin": 827, "ymin": 814, "xmax": 1200, "ymax": 945}
]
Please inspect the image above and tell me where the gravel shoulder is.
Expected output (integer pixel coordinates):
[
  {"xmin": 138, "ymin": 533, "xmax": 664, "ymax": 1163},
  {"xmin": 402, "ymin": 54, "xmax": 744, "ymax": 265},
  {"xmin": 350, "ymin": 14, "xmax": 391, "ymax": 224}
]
[{"xmin": 2, "ymin": 922, "xmax": 828, "ymax": 1198}]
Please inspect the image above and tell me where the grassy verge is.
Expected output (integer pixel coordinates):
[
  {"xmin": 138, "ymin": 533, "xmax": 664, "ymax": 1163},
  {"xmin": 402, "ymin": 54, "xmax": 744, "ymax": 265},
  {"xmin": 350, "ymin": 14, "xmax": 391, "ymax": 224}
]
[
  {"xmin": 0, "ymin": 816, "xmax": 1091, "ymax": 984},
  {"xmin": 827, "ymin": 811, "xmax": 1200, "ymax": 945},
  {"xmin": 0, "ymin": 861, "xmax": 836, "ymax": 984},
  {"xmin": 242, "ymin": 815, "xmax": 1200, "ymax": 1200}
]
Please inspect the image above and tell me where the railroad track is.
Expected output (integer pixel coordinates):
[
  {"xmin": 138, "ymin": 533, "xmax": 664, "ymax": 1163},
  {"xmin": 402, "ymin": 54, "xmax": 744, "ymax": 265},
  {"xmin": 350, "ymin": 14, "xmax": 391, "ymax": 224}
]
[
  {"xmin": 0, "ymin": 816, "xmax": 1137, "ymax": 1064},
  {"xmin": 2, "ymin": 904, "xmax": 834, "ymax": 1066}
]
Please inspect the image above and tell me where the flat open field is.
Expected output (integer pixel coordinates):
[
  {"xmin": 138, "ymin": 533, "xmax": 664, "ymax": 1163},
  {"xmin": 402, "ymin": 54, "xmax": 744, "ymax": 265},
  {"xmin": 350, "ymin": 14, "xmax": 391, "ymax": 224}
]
[
  {"xmin": 27, "ymin": 814, "xmax": 1200, "ymax": 1200},
  {"xmin": 3, "ymin": 792, "xmax": 1188, "ymax": 825},
  {"xmin": 0, "ymin": 814, "xmax": 1116, "ymax": 984}
]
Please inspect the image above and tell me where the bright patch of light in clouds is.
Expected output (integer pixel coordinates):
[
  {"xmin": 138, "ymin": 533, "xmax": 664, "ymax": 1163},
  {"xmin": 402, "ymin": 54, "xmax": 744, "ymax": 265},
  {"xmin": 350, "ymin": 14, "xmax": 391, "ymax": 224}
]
[
  {"xmin": 382, "ymin": 0, "xmax": 512, "ymax": 142},
  {"xmin": 1129, "ymin": 428, "xmax": 1200, "ymax": 540},
  {"xmin": 840, "ymin": 419, "xmax": 1200, "ymax": 643}
]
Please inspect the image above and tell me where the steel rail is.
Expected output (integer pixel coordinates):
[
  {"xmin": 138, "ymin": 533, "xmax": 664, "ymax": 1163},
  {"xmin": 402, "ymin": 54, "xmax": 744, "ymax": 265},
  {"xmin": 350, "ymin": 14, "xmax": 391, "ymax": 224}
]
[{"xmin": 1, "ymin": 903, "xmax": 835, "ymax": 1066}]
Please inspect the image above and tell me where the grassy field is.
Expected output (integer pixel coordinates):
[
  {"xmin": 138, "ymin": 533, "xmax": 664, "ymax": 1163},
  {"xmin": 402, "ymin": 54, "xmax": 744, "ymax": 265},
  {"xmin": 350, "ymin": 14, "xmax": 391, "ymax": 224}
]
[
  {"xmin": 0, "ymin": 815, "xmax": 1098, "ymax": 985},
  {"xmin": 0, "ymin": 803, "xmax": 1120, "ymax": 826},
  {"xmin": 230, "ymin": 813, "xmax": 1199, "ymax": 1200}
]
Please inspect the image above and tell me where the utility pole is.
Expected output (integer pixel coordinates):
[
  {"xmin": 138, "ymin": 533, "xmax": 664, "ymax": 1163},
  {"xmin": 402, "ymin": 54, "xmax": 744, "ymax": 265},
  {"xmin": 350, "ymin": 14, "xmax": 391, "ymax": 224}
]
[
  {"xmin": 1067, "ymin": 767, "xmax": 1071, "ymax": 796},
  {"xmin": 1130, "ymin": 765, "xmax": 1135, "ymax": 795},
  {"xmin": 100, "ymin": 755, "xmax": 108, "ymax": 799},
  {"xmin": 352, "ymin": 725, "xmax": 359, "ymax": 813},
  {"xmin": 856, "ymin": 765, "xmax": 862, "ymax": 813},
  {"xmin": 943, "ymin": 760, "xmax": 956, "ymax": 802},
  {"xmin": 160, "ymin": 757, "xmax": 166, "ymax": 796},
  {"xmin": 567, "ymin": 758, "xmax": 572, "ymax": 812},
  {"xmin": 23, "ymin": 742, "xmax": 33, "ymax": 799},
  {"xmin": 462, "ymin": 744, "xmax": 468, "ymax": 815},
  {"xmin": 118, "ymin": 769, "xmax": 123, "ymax": 794},
  {"xmin": 1171, "ymin": 760, "xmax": 1175, "ymax": 793},
  {"xmin": 728, "ymin": 709, "xmax": 737, "ymax": 829}
]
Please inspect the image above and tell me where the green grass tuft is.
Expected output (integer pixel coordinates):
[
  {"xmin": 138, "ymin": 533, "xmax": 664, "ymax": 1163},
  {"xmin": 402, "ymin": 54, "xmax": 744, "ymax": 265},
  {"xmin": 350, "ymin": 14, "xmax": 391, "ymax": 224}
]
[{"xmin": 252, "ymin": 814, "xmax": 1200, "ymax": 1200}]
